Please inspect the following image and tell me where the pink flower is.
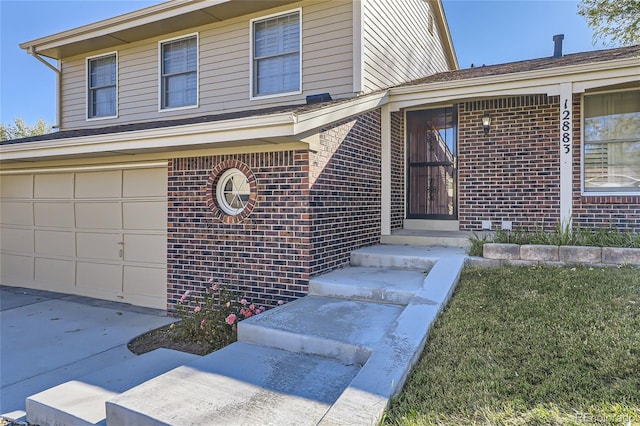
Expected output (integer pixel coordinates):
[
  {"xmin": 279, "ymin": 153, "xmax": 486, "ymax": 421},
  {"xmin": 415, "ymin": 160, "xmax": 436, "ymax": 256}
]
[
  {"xmin": 245, "ymin": 310, "xmax": 253, "ymax": 318},
  {"xmin": 194, "ymin": 306, "xmax": 201, "ymax": 313},
  {"xmin": 240, "ymin": 308, "xmax": 246, "ymax": 316},
  {"xmin": 225, "ymin": 313, "xmax": 237, "ymax": 325},
  {"xmin": 179, "ymin": 290, "xmax": 191, "ymax": 303},
  {"xmin": 277, "ymin": 300, "xmax": 284, "ymax": 305},
  {"xmin": 207, "ymin": 277, "xmax": 214, "ymax": 283},
  {"xmin": 212, "ymin": 284, "xmax": 219, "ymax": 291},
  {"xmin": 249, "ymin": 304, "xmax": 255, "ymax": 311},
  {"xmin": 240, "ymin": 299, "xmax": 248, "ymax": 306}
]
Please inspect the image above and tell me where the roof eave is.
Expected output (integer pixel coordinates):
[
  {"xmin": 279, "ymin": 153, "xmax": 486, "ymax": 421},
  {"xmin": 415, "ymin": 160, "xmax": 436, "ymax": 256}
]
[
  {"xmin": 389, "ymin": 56, "xmax": 640, "ymax": 110},
  {"xmin": 0, "ymin": 91, "xmax": 389, "ymax": 162}
]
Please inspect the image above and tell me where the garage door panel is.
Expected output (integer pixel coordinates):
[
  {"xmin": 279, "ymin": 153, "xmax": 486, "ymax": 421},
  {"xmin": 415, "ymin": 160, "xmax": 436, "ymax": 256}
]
[
  {"xmin": 75, "ymin": 171, "xmax": 122, "ymax": 198},
  {"xmin": 124, "ymin": 266, "xmax": 166, "ymax": 299},
  {"xmin": 124, "ymin": 234, "xmax": 166, "ymax": 264},
  {"xmin": 1, "ymin": 202, "xmax": 33, "ymax": 226},
  {"xmin": 1, "ymin": 254, "xmax": 33, "ymax": 284},
  {"xmin": 1, "ymin": 228, "xmax": 34, "ymax": 254},
  {"xmin": 34, "ymin": 202, "xmax": 74, "ymax": 228},
  {"xmin": 123, "ymin": 168, "xmax": 167, "ymax": 197},
  {"xmin": 35, "ymin": 230, "xmax": 75, "ymax": 257},
  {"xmin": 35, "ymin": 173, "xmax": 73, "ymax": 199},
  {"xmin": 123, "ymin": 201, "xmax": 166, "ymax": 230},
  {"xmin": 0, "ymin": 175, "xmax": 33, "ymax": 198},
  {"xmin": 75, "ymin": 202, "xmax": 122, "ymax": 229},
  {"xmin": 77, "ymin": 232, "xmax": 121, "ymax": 260},
  {"xmin": 35, "ymin": 258, "xmax": 75, "ymax": 290},
  {"xmin": 77, "ymin": 262, "xmax": 122, "ymax": 293}
]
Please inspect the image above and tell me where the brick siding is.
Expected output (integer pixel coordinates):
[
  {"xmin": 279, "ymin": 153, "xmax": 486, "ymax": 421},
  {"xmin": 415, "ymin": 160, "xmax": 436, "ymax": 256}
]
[
  {"xmin": 458, "ymin": 95, "xmax": 562, "ymax": 231},
  {"xmin": 390, "ymin": 111, "xmax": 405, "ymax": 231},
  {"xmin": 167, "ymin": 109, "xmax": 382, "ymax": 311},
  {"xmin": 309, "ymin": 110, "xmax": 382, "ymax": 275}
]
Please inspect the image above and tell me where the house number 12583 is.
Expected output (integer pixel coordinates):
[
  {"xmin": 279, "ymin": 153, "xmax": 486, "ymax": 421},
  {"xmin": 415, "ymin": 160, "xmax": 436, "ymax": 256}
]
[{"xmin": 561, "ymin": 99, "xmax": 571, "ymax": 154}]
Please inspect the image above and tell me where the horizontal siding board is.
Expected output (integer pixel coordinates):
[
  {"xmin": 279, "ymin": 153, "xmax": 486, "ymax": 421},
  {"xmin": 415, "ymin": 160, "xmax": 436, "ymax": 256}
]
[
  {"xmin": 58, "ymin": 0, "xmax": 354, "ymax": 130},
  {"xmin": 362, "ymin": 0, "xmax": 450, "ymax": 92}
]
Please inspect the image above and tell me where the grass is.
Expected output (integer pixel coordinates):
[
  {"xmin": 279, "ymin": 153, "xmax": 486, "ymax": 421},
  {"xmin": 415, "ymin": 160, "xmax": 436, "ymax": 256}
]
[{"xmin": 383, "ymin": 266, "xmax": 640, "ymax": 425}]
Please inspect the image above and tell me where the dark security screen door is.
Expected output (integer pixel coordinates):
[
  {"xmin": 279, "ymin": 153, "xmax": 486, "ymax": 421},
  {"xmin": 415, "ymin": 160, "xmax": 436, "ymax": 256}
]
[{"xmin": 406, "ymin": 107, "xmax": 457, "ymax": 219}]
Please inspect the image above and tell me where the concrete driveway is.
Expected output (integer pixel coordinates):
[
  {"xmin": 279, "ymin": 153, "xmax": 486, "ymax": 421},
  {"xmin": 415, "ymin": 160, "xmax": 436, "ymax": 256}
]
[{"xmin": 0, "ymin": 286, "xmax": 174, "ymax": 420}]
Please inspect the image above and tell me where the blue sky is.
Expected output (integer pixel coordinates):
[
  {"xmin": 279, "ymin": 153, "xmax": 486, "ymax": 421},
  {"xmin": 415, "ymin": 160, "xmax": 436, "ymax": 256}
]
[{"xmin": 1, "ymin": 0, "xmax": 599, "ymax": 126}]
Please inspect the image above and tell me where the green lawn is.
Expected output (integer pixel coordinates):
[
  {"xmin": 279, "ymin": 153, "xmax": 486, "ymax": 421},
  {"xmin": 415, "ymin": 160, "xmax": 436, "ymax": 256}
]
[{"xmin": 384, "ymin": 266, "xmax": 640, "ymax": 425}]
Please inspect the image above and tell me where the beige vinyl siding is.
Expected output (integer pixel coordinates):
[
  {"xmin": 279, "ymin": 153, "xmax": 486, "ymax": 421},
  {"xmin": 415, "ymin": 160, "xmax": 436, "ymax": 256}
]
[
  {"xmin": 59, "ymin": 0, "xmax": 354, "ymax": 130},
  {"xmin": 362, "ymin": 0, "xmax": 451, "ymax": 92}
]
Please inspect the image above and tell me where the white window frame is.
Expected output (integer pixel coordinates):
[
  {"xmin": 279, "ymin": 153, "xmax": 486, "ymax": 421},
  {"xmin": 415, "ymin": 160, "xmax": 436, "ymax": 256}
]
[
  {"xmin": 249, "ymin": 8, "xmax": 302, "ymax": 100},
  {"xmin": 216, "ymin": 168, "xmax": 251, "ymax": 216},
  {"xmin": 580, "ymin": 88, "xmax": 640, "ymax": 196},
  {"xmin": 86, "ymin": 52, "xmax": 118, "ymax": 121},
  {"xmin": 158, "ymin": 33, "xmax": 199, "ymax": 112}
]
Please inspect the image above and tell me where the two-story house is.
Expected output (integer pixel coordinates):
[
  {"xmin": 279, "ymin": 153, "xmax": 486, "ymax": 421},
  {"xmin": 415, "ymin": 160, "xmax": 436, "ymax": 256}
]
[
  {"xmin": 0, "ymin": 0, "xmax": 456, "ymax": 309},
  {"xmin": 1, "ymin": 0, "xmax": 638, "ymax": 311}
]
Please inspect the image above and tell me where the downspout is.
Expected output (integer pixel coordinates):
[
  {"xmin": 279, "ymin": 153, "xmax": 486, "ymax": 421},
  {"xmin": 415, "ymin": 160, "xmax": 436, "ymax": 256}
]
[{"xmin": 27, "ymin": 47, "xmax": 61, "ymax": 129}]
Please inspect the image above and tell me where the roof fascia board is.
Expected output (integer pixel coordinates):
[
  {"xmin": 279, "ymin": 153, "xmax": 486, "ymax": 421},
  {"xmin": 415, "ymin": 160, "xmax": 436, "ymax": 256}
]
[
  {"xmin": 20, "ymin": 0, "xmax": 218, "ymax": 55},
  {"xmin": 293, "ymin": 91, "xmax": 389, "ymax": 134},
  {"xmin": 0, "ymin": 92, "xmax": 390, "ymax": 161},
  {"xmin": 0, "ymin": 112, "xmax": 295, "ymax": 161},
  {"xmin": 389, "ymin": 57, "xmax": 640, "ymax": 111}
]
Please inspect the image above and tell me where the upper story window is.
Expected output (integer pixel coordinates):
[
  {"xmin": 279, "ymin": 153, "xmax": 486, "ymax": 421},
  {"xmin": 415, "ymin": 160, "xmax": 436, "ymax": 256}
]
[
  {"xmin": 87, "ymin": 53, "xmax": 117, "ymax": 119},
  {"xmin": 583, "ymin": 89, "xmax": 640, "ymax": 194},
  {"xmin": 251, "ymin": 9, "xmax": 301, "ymax": 98},
  {"xmin": 160, "ymin": 34, "xmax": 198, "ymax": 110}
]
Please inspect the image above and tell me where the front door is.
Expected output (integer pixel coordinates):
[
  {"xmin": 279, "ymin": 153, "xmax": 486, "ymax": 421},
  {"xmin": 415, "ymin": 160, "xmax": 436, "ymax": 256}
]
[{"xmin": 406, "ymin": 107, "xmax": 457, "ymax": 219}]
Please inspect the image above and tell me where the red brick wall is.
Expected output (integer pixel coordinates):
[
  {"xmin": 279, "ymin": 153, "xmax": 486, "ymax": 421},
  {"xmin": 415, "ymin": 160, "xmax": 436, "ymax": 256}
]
[
  {"xmin": 167, "ymin": 109, "xmax": 383, "ymax": 310},
  {"xmin": 309, "ymin": 110, "xmax": 382, "ymax": 275},
  {"xmin": 571, "ymin": 94, "xmax": 640, "ymax": 232},
  {"xmin": 458, "ymin": 95, "xmax": 561, "ymax": 231},
  {"xmin": 390, "ymin": 111, "xmax": 405, "ymax": 231},
  {"xmin": 167, "ymin": 152, "xmax": 312, "ymax": 311}
]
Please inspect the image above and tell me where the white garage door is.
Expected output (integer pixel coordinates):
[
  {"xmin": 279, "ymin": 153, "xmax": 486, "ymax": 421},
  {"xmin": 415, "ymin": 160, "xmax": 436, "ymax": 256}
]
[{"xmin": 0, "ymin": 165, "xmax": 167, "ymax": 309}]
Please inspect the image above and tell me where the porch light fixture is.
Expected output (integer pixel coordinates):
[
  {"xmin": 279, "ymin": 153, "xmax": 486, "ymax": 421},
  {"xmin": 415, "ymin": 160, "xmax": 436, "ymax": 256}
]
[{"xmin": 481, "ymin": 113, "xmax": 492, "ymax": 135}]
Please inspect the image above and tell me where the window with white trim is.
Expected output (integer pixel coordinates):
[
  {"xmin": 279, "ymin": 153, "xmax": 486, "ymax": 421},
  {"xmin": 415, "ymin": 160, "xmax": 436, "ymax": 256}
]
[
  {"xmin": 252, "ymin": 10, "xmax": 301, "ymax": 97},
  {"xmin": 160, "ymin": 35, "xmax": 197, "ymax": 110},
  {"xmin": 88, "ymin": 53, "xmax": 117, "ymax": 119},
  {"xmin": 583, "ymin": 89, "xmax": 640, "ymax": 194},
  {"xmin": 216, "ymin": 168, "xmax": 251, "ymax": 216}
]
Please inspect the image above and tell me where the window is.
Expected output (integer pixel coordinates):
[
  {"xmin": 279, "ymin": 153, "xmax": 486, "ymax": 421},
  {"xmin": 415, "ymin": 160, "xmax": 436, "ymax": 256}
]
[
  {"xmin": 216, "ymin": 168, "xmax": 251, "ymax": 216},
  {"xmin": 251, "ymin": 10, "xmax": 301, "ymax": 97},
  {"xmin": 583, "ymin": 90, "xmax": 640, "ymax": 194},
  {"xmin": 88, "ymin": 53, "xmax": 117, "ymax": 119},
  {"xmin": 160, "ymin": 34, "xmax": 197, "ymax": 110}
]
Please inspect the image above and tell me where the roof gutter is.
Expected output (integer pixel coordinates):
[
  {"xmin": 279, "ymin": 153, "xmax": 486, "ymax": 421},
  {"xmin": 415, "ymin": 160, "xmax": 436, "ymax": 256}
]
[{"xmin": 27, "ymin": 47, "xmax": 61, "ymax": 129}]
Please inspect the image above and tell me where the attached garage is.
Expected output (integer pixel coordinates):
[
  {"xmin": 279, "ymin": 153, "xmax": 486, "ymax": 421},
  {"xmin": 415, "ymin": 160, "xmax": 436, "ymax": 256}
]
[{"xmin": 0, "ymin": 164, "xmax": 167, "ymax": 309}]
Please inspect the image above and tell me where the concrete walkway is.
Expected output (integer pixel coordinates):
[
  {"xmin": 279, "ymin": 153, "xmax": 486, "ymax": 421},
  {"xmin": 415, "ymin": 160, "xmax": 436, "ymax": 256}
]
[
  {"xmin": 2, "ymin": 245, "xmax": 467, "ymax": 425},
  {"xmin": 0, "ymin": 287, "xmax": 176, "ymax": 421}
]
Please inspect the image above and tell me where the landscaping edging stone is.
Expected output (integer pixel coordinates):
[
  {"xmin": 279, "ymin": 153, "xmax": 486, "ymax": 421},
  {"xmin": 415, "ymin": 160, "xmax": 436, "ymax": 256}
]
[{"xmin": 477, "ymin": 243, "xmax": 640, "ymax": 267}]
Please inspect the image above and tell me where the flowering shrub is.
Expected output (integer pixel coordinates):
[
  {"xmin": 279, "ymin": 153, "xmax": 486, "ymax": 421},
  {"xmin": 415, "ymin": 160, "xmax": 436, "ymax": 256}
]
[{"xmin": 175, "ymin": 279, "xmax": 284, "ymax": 350}]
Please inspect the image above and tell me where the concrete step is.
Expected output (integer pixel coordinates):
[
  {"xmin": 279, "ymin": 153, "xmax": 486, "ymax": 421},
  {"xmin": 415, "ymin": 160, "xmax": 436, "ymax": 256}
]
[
  {"xmin": 380, "ymin": 230, "xmax": 471, "ymax": 248},
  {"xmin": 106, "ymin": 342, "xmax": 360, "ymax": 426},
  {"xmin": 403, "ymin": 219, "xmax": 460, "ymax": 231},
  {"xmin": 238, "ymin": 296, "xmax": 404, "ymax": 365},
  {"xmin": 351, "ymin": 244, "xmax": 466, "ymax": 269},
  {"xmin": 26, "ymin": 349, "xmax": 198, "ymax": 426},
  {"xmin": 309, "ymin": 266, "xmax": 427, "ymax": 305}
]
